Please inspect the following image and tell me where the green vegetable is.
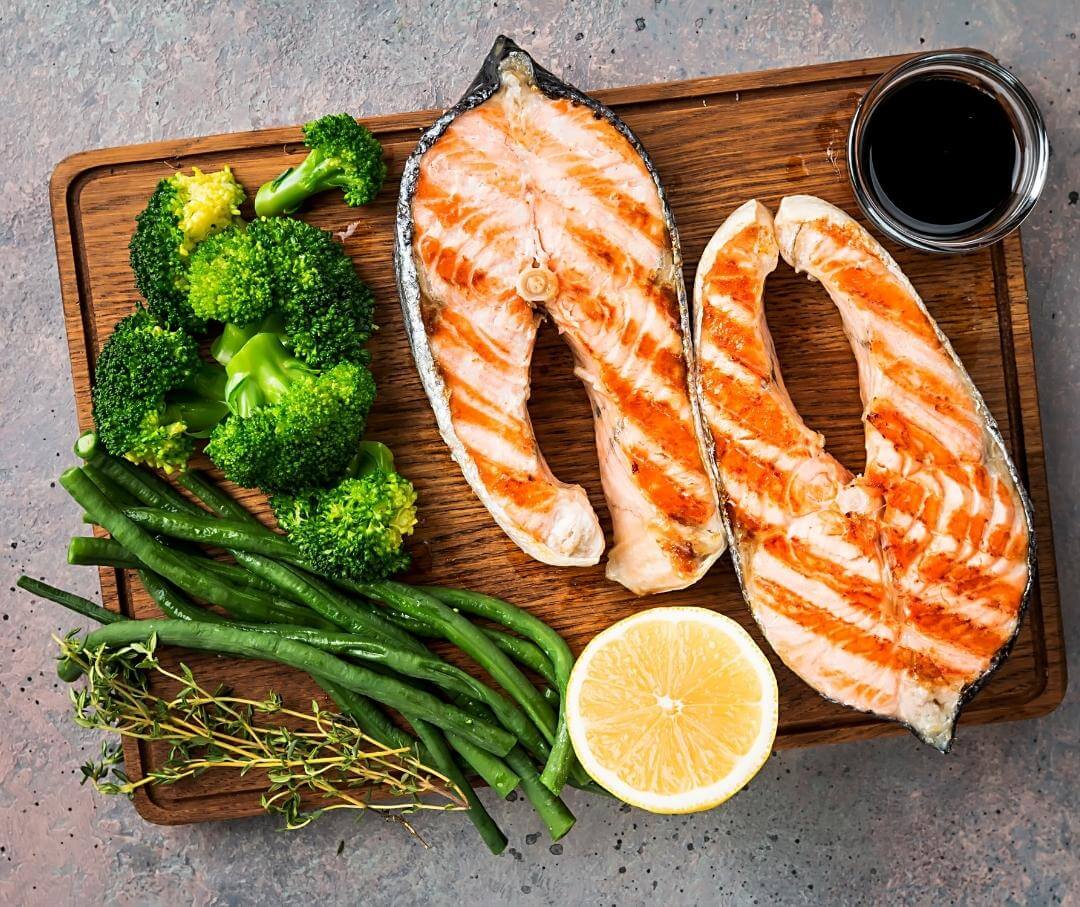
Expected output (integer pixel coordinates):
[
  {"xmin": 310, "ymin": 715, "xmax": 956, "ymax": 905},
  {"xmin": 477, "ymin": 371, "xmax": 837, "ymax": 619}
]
[
  {"xmin": 75, "ymin": 431, "xmax": 197, "ymax": 512},
  {"xmin": 129, "ymin": 166, "xmax": 245, "ymax": 332},
  {"xmin": 319, "ymin": 681, "xmax": 515, "ymax": 835},
  {"xmin": 90, "ymin": 310, "xmax": 227, "ymax": 472},
  {"xmin": 16, "ymin": 577, "xmax": 121, "ymax": 625},
  {"xmin": 121, "ymin": 507, "xmax": 297, "ymax": 558},
  {"xmin": 29, "ymin": 564, "xmax": 515, "ymax": 833},
  {"xmin": 137, "ymin": 567, "xmax": 549, "ymax": 763},
  {"xmin": 505, "ymin": 747, "xmax": 576, "ymax": 841},
  {"xmin": 419, "ymin": 587, "xmax": 578, "ymax": 795},
  {"xmin": 205, "ymin": 332, "xmax": 375, "ymax": 494},
  {"xmin": 271, "ymin": 442, "xmax": 418, "ymax": 583},
  {"xmin": 410, "ymin": 716, "xmax": 508, "ymax": 854},
  {"xmin": 194, "ymin": 217, "xmax": 376, "ymax": 368},
  {"xmin": 483, "ymin": 630, "xmax": 559, "ymax": 687},
  {"xmin": 53, "ymin": 451, "xmax": 582, "ymax": 847},
  {"xmin": 77, "ymin": 618, "xmax": 516, "ymax": 756},
  {"xmin": 174, "ymin": 468, "xmax": 526, "ymax": 819},
  {"xmin": 357, "ymin": 582, "xmax": 567, "ymax": 785},
  {"xmin": 98, "ymin": 494, "xmax": 567, "ymax": 786},
  {"xmin": 255, "ymin": 114, "xmax": 386, "ymax": 217},
  {"xmin": 60, "ymin": 467, "xmax": 330, "ymax": 630},
  {"xmin": 186, "ymin": 226, "xmax": 274, "ymax": 325},
  {"xmin": 449, "ymin": 692, "xmax": 575, "ymax": 840},
  {"xmin": 67, "ymin": 535, "xmax": 281, "ymax": 598}
]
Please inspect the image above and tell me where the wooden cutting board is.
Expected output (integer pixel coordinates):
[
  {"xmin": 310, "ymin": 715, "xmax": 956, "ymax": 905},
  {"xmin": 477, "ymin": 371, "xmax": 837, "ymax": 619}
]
[{"xmin": 50, "ymin": 49, "xmax": 1066, "ymax": 825}]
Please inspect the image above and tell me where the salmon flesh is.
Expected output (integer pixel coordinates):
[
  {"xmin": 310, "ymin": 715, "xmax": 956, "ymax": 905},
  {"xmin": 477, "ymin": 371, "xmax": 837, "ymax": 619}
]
[
  {"xmin": 693, "ymin": 197, "xmax": 1033, "ymax": 749},
  {"xmin": 396, "ymin": 37, "xmax": 725, "ymax": 594}
]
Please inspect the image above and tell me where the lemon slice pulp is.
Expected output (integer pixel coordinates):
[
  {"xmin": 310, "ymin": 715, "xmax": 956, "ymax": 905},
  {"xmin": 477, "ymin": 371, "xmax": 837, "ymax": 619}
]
[{"xmin": 566, "ymin": 607, "xmax": 778, "ymax": 813}]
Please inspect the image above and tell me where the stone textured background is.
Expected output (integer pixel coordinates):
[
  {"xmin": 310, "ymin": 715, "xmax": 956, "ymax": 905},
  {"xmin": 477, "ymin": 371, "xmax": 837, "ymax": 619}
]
[{"xmin": 1, "ymin": 1, "xmax": 1076, "ymax": 904}]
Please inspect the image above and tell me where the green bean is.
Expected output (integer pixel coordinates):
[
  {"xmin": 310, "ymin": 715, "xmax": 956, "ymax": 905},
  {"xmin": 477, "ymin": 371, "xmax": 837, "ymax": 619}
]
[
  {"xmin": 451, "ymin": 694, "xmax": 574, "ymax": 840},
  {"xmin": 420, "ymin": 587, "xmax": 577, "ymax": 795},
  {"xmin": 360, "ymin": 582, "xmax": 560, "ymax": 762},
  {"xmin": 315, "ymin": 663, "xmax": 520, "ymax": 799},
  {"xmin": 69, "ymin": 470, "xmax": 376, "ymax": 638},
  {"xmin": 169, "ymin": 468, "xmax": 574, "ymax": 816},
  {"xmin": 77, "ymin": 463, "xmax": 328, "ymax": 628},
  {"xmin": 140, "ymin": 574, "xmax": 522, "ymax": 802},
  {"xmin": 173, "ymin": 474, "xmax": 431, "ymax": 653},
  {"xmin": 51, "ymin": 449, "xmax": 518, "ymax": 846},
  {"xmin": 16, "ymin": 575, "xmax": 124, "ymax": 682},
  {"xmin": 132, "ymin": 583, "xmax": 542, "ymax": 764},
  {"xmin": 371, "ymin": 605, "xmax": 560, "ymax": 688},
  {"xmin": 82, "ymin": 464, "xmax": 140, "ymax": 508},
  {"xmin": 27, "ymin": 565, "xmax": 516, "ymax": 837},
  {"xmin": 411, "ymin": 718, "xmax": 507, "ymax": 854},
  {"xmin": 121, "ymin": 508, "xmax": 299, "ymax": 560},
  {"xmin": 75, "ymin": 507, "xmax": 340, "ymax": 632},
  {"xmin": 17, "ymin": 576, "xmax": 121, "ymax": 625},
  {"xmin": 175, "ymin": 470, "xmax": 252, "ymax": 521},
  {"xmin": 114, "ymin": 498, "xmax": 567, "ymax": 790},
  {"xmin": 319, "ymin": 681, "xmax": 413, "ymax": 751},
  {"xmin": 170, "ymin": 473, "xmax": 526, "ymax": 804},
  {"xmin": 68, "ymin": 536, "xmax": 282, "ymax": 597},
  {"xmin": 76, "ymin": 433, "xmax": 197, "ymax": 514},
  {"xmin": 442, "ymin": 733, "xmax": 519, "ymax": 799},
  {"xmin": 176, "ymin": 471, "xmax": 525, "ymax": 803},
  {"xmin": 504, "ymin": 748, "xmax": 575, "ymax": 841},
  {"xmin": 483, "ymin": 630, "xmax": 559, "ymax": 687},
  {"xmin": 139, "ymin": 570, "xmax": 230, "ymax": 624},
  {"xmin": 67, "ymin": 536, "xmax": 141, "ymax": 570},
  {"xmin": 80, "ymin": 619, "xmax": 515, "ymax": 756}
]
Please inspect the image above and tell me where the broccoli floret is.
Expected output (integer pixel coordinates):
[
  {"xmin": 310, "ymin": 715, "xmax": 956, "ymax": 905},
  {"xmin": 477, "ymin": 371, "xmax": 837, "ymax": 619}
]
[
  {"xmin": 190, "ymin": 217, "xmax": 374, "ymax": 367},
  {"xmin": 271, "ymin": 442, "xmax": 417, "ymax": 582},
  {"xmin": 205, "ymin": 331, "xmax": 376, "ymax": 493},
  {"xmin": 186, "ymin": 226, "xmax": 273, "ymax": 326},
  {"xmin": 254, "ymin": 114, "xmax": 386, "ymax": 217},
  {"xmin": 91, "ymin": 309, "xmax": 228, "ymax": 472},
  {"xmin": 129, "ymin": 167, "xmax": 246, "ymax": 332}
]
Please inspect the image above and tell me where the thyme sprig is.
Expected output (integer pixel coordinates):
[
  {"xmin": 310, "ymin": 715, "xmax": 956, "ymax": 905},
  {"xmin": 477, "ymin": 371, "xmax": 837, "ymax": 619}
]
[{"xmin": 60, "ymin": 632, "xmax": 466, "ymax": 830}]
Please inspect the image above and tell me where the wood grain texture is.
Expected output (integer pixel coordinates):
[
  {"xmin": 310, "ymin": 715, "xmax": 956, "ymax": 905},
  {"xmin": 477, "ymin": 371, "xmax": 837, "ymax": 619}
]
[{"xmin": 49, "ymin": 50, "xmax": 1066, "ymax": 826}]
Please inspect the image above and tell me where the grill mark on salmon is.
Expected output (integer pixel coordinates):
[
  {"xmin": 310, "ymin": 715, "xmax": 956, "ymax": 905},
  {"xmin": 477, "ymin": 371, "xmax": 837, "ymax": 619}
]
[
  {"xmin": 397, "ymin": 38, "xmax": 724, "ymax": 591},
  {"xmin": 693, "ymin": 197, "xmax": 1032, "ymax": 750}
]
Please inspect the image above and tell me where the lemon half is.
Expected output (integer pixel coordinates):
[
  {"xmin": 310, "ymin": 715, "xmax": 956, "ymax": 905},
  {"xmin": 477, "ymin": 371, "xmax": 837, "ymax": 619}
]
[{"xmin": 566, "ymin": 607, "xmax": 778, "ymax": 813}]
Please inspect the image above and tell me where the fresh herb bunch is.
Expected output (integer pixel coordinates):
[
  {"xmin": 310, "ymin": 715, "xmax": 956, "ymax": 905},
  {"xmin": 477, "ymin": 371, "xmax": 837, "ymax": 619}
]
[{"xmin": 63, "ymin": 632, "xmax": 465, "ymax": 830}]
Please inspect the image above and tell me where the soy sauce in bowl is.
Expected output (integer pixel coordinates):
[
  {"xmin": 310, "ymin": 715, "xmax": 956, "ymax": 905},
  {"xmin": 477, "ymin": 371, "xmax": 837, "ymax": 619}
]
[
  {"xmin": 847, "ymin": 52, "xmax": 1048, "ymax": 253},
  {"xmin": 863, "ymin": 77, "xmax": 1018, "ymax": 236}
]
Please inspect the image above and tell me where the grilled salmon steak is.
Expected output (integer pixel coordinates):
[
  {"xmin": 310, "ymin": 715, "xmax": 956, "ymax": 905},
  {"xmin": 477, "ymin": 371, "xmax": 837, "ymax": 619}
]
[
  {"xmin": 397, "ymin": 38, "xmax": 725, "ymax": 594},
  {"xmin": 693, "ymin": 197, "xmax": 1032, "ymax": 749}
]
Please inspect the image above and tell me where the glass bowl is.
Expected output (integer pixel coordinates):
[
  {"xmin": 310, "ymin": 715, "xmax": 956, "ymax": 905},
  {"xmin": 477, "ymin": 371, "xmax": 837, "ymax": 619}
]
[{"xmin": 847, "ymin": 51, "xmax": 1048, "ymax": 253}]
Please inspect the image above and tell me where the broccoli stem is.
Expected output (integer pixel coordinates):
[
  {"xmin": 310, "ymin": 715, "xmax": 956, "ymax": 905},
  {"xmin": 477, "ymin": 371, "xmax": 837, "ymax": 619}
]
[
  {"xmin": 211, "ymin": 313, "xmax": 287, "ymax": 366},
  {"xmin": 254, "ymin": 152, "xmax": 337, "ymax": 217},
  {"xmin": 224, "ymin": 332, "xmax": 316, "ymax": 417}
]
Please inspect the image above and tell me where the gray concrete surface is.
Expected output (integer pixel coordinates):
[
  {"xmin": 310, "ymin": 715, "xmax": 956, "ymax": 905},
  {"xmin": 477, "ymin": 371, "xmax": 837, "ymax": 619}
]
[{"xmin": 1, "ymin": 1, "xmax": 1076, "ymax": 903}]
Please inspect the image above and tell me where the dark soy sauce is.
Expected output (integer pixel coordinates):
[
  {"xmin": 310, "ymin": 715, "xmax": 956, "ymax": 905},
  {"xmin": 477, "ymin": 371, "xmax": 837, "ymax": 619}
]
[{"xmin": 862, "ymin": 77, "xmax": 1019, "ymax": 236}]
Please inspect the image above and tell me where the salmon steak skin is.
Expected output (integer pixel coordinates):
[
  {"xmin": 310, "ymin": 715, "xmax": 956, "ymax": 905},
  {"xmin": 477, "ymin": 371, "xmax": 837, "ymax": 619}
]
[
  {"xmin": 692, "ymin": 197, "xmax": 1033, "ymax": 750},
  {"xmin": 396, "ymin": 37, "xmax": 725, "ymax": 595}
]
